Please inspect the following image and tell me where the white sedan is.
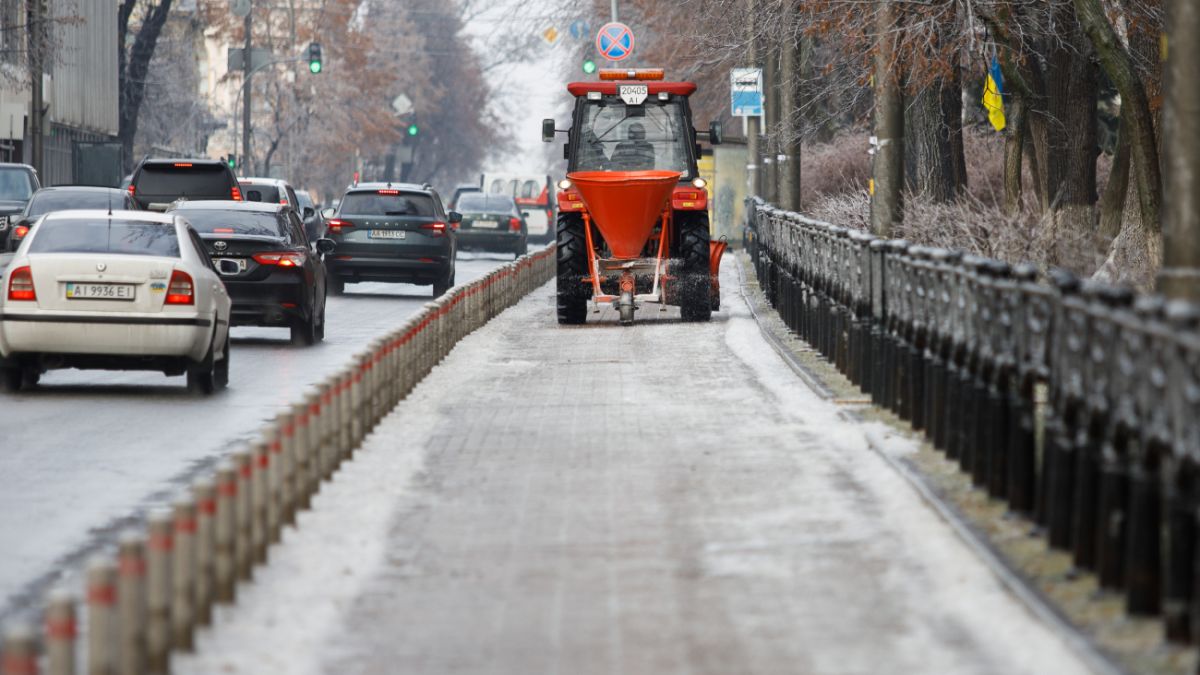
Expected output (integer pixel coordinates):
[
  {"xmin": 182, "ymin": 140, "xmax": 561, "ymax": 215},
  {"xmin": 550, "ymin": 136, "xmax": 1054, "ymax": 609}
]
[{"xmin": 0, "ymin": 210, "xmax": 232, "ymax": 394}]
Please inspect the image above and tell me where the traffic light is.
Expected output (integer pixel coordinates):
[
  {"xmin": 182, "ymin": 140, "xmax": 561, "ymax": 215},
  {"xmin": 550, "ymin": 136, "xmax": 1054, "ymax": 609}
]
[
  {"xmin": 407, "ymin": 123, "xmax": 419, "ymax": 137},
  {"xmin": 307, "ymin": 42, "xmax": 322, "ymax": 74},
  {"xmin": 226, "ymin": 154, "xmax": 237, "ymax": 169},
  {"xmin": 582, "ymin": 58, "xmax": 596, "ymax": 75}
]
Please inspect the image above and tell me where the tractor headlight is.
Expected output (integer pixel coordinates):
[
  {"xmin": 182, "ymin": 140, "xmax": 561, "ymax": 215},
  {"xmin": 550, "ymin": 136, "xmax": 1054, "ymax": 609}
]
[
  {"xmin": 557, "ymin": 179, "xmax": 573, "ymax": 191},
  {"xmin": 691, "ymin": 177, "xmax": 707, "ymax": 189}
]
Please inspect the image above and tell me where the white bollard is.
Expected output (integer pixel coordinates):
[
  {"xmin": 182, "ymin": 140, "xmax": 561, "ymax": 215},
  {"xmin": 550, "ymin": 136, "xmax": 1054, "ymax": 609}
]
[{"xmin": 44, "ymin": 588, "xmax": 75, "ymax": 675}]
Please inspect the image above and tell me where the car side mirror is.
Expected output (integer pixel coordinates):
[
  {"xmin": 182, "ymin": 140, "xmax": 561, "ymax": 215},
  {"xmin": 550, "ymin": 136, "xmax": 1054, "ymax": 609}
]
[
  {"xmin": 542, "ymin": 118, "xmax": 556, "ymax": 143},
  {"xmin": 521, "ymin": 211, "xmax": 530, "ymax": 218},
  {"xmin": 448, "ymin": 211, "xmax": 463, "ymax": 224},
  {"xmin": 315, "ymin": 238, "xmax": 336, "ymax": 254},
  {"xmin": 709, "ymin": 120, "xmax": 723, "ymax": 145},
  {"xmin": 303, "ymin": 207, "xmax": 315, "ymax": 220},
  {"xmin": 321, "ymin": 207, "xmax": 335, "ymax": 219}
]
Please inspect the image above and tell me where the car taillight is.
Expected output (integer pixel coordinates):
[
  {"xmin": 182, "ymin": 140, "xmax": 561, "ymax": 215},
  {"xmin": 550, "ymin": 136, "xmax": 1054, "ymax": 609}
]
[
  {"xmin": 13, "ymin": 224, "xmax": 29, "ymax": 240},
  {"xmin": 327, "ymin": 218, "xmax": 353, "ymax": 233},
  {"xmin": 509, "ymin": 217, "xmax": 521, "ymax": 232},
  {"xmin": 7, "ymin": 265, "xmax": 35, "ymax": 301},
  {"xmin": 127, "ymin": 184, "xmax": 136, "ymax": 197},
  {"xmin": 253, "ymin": 252, "xmax": 305, "ymax": 268},
  {"xmin": 421, "ymin": 222, "xmax": 447, "ymax": 236},
  {"xmin": 231, "ymin": 186, "xmax": 242, "ymax": 201},
  {"xmin": 165, "ymin": 270, "xmax": 194, "ymax": 305}
]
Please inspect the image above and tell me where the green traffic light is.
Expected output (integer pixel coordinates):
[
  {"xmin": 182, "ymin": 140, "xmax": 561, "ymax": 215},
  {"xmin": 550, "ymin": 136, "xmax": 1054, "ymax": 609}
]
[
  {"xmin": 309, "ymin": 60, "xmax": 322, "ymax": 74},
  {"xmin": 407, "ymin": 124, "xmax": 419, "ymax": 136},
  {"xmin": 582, "ymin": 59, "xmax": 596, "ymax": 74}
]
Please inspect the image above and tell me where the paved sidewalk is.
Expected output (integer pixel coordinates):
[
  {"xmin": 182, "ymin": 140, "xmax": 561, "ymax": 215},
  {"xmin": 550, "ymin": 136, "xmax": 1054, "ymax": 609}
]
[{"xmin": 178, "ymin": 260, "xmax": 1093, "ymax": 675}]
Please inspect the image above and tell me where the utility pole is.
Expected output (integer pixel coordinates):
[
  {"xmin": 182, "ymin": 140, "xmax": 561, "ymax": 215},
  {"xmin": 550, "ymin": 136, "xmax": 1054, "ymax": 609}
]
[
  {"xmin": 870, "ymin": 0, "xmax": 903, "ymax": 237},
  {"xmin": 745, "ymin": 0, "xmax": 762, "ymax": 198},
  {"xmin": 28, "ymin": 0, "xmax": 45, "ymax": 174},
  {"xmin": 779, "ymin": 13, "xmax": 801, "ymax": 212},
  {"xmin": 242, "ymin": 3, "xmax": 252, "ymax": 177},
  {"xmin": 762, "ymin": 41, "xmax": 778, "ymax": 204},
  {"xmin": 1161, "ymin": 0, "xmax": 1200, "ymax": 300}
]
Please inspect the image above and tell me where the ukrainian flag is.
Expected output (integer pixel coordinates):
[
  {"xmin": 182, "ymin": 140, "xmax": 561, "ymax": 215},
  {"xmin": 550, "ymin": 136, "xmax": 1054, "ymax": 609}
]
[{"xmin": 982, "ymin": 58, "xmax": 1006, "ymax": 132}]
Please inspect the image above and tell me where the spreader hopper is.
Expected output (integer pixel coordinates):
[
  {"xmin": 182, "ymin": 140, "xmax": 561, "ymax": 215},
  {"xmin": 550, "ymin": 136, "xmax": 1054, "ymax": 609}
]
[{"xmin": 566, "ymin": 170, "xmax": 681, "ymax": 259}]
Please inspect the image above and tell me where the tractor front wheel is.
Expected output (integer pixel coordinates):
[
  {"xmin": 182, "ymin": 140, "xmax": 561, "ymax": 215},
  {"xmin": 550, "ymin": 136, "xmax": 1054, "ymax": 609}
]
[
  {"xmin": 556, "ymin": 212, "xmax": 589, "ymax": 325},
  {"xmin": 677, "ymin": 212, "xmax": 712, "ymax": 322}
]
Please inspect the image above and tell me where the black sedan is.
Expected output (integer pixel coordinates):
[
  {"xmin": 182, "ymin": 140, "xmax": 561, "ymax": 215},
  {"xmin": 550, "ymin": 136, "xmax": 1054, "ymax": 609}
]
[
  {"xmin": 7, "ymin": 186, "xmax": 137, "ymax": 251},
  {"xmin": 168, "ymin": 201, "xmax": 335, "ymax": 346},
  {"xmin": 453, "ymin": 193, "xmax": 527, "ymax": 258}
]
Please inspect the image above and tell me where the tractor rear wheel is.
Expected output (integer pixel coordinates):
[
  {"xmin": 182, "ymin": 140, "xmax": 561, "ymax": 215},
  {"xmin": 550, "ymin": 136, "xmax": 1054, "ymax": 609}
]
[
  {"xmin": 677, "ymin": 212, "xmax": 712, "ymax": 322},
  {"xmin": 556, "ymin": 213, "xmax": 589, "ymax": 325}
]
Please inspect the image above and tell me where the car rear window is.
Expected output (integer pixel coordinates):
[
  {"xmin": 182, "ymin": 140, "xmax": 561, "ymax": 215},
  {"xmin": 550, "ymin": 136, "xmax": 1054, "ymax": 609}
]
[
  {"xmin": 0, "ymin": 168, "xmax": 34, "ymax": 201},
  {"xmin": 134, "ymin": 164, "xmax": 232, "ymax": 197},
  {"xmin": 177, "ymin": 209, "xmax": 286, "ymax": 237},
  {"xmin": 339, "ymin": 191, "xmax": 436, "ymax": 217},
  {"xmin": 27, "ymin": 191, "xmax": 123, "ymax": 217},
  {"xmin": 28, "ymin": 218, "xmax": 180, "ymax": 257},
  {"xmin": 241, "ymin": 184, "xmax": 282, "ymax": 204},
  {"xmin": 456, "ymin": 194, "xmax": 515, "ymax": 212}
]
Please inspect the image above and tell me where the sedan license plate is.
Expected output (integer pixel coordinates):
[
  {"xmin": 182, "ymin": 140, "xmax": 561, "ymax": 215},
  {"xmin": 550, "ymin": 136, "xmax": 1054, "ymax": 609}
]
[
  {"xmin": 472, "ymin": 220, "xmax": 499, "ymax": 229},
  {"xmin": 66, "ymin": 283, "xmax": 135, "ymax": 301},
  {"xmin": 369, "ymin": 229, "xmax": 405, "ymax": 240}
]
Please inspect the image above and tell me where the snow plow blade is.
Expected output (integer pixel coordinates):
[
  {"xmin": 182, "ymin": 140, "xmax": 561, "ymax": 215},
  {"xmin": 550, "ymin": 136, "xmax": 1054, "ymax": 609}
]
[{"xmin": 566, "ymin": 170, "xmax": 681, "ymax": 259}]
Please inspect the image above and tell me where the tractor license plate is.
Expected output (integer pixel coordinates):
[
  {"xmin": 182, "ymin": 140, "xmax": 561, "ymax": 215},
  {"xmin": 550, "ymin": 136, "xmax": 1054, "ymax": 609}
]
[
  {"xmin": 618, "ymin": 85, "xmax": 648, "ymax": 105},
  {"xmin": 472, "ymin": 220, "xmax": 498, "ymax": 229},
  {"xmin": 66, "ymin": 283, "xmax": 135, "ymax": 300},
  {"xmin": 369, "ymin": 229, "xmax": 405, "ymax": 240}
]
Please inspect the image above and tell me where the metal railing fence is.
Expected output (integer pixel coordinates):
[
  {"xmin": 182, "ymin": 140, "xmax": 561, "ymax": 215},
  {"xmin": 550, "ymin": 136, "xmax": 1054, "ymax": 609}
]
[{"xmin": 746, "ymin": 197, "xmax": 1200, "ymax": 643}]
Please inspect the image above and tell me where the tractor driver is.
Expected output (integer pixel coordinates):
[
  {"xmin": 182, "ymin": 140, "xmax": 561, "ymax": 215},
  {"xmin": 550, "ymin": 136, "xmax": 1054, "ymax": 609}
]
[
  {"xmin": 609, "ymin": 122, "xmax": 657, "ymax": 171},
  {"xmin": 609, "ymin": 123, "xmax": 657, "ymax": 170}
]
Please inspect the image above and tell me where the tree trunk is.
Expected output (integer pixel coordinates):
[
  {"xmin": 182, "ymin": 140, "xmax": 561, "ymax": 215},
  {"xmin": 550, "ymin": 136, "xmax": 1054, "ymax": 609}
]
[
  {"xmin": 1098, "ymin": 109, "xmax": 1131, "ymax": 242},
  {"xmin": 1160, "ymin": 0, "xmax": 1200, "ymax": 298},
  {"xmin": 904, "ymin": 71, "xmax": 965, "ymax": 202},
  {"xmin": 1074, "ymin": 0, "xmax": 1162, "ymax": 237},
  {"xmin": 1027, "ymin": 1, "xmax": 1099, "ymax": 269},
  {"xmin": 119, "ymin": 0, "xmax": 176, "ymax": 173},
  {"xmin": 1004, "ymin": 94, "xmax": 1027, "ymax": 215},
  {"xmin": 779, "ymin": 16, "xmax": 802, "ymax": 212},
  {"xmin": 870, "ymin": 0, "xmax": 904, "ymax": 236}
]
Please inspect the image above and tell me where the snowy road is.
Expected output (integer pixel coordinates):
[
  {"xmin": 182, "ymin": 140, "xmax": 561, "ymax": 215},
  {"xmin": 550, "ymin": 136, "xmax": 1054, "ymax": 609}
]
[
  {"xmin": 0, "ymin": 251, "xmax": 530, "ymax": 619},
  {"xmin": 177, "ymin": 259, "xmax": 1094, "ymax": 675}
]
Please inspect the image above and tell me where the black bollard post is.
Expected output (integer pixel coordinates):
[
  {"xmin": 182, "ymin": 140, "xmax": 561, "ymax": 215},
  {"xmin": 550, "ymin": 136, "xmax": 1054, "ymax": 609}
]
[
  {"xmin": 1164, "ymin": 471, "xmax": 1195, "ymax": 643},
  {"xmin": 1071, "ymin": 421, "xmax": 1101, "ymax": 570},
  {"xmin": 1125, "ymin": 456, "xmax": 1163, "ymax": 615}
]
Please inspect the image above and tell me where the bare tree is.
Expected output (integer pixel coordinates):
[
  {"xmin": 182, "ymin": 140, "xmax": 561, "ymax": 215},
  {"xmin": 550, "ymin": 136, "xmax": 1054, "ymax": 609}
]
[{"xmin": 119, "ymin": 0, "xmax": 176, "ymax": 172}]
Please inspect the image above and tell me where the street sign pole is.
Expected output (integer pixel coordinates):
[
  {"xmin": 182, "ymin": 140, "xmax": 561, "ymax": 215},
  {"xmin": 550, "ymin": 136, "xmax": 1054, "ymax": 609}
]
[
  {"xmin": 610, "ymin": 0, "xmax": 617, "ymax": 22},
  {"xmin": 242, "ymin": 2, "xmax": 252, "ymax": 177}
]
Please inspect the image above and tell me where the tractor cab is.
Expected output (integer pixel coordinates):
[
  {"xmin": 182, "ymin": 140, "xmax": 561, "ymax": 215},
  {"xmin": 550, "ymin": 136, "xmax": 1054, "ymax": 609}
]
[{"xmin": 542, "ymin": 69, "xmax": 726, "ymax": 326}]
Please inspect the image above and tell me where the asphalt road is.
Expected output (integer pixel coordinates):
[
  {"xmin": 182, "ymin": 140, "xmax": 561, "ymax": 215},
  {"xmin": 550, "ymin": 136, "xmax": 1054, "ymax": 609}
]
[{"xmin": 0, "ymin": 250, "xmax": 531, "ymax": 620}]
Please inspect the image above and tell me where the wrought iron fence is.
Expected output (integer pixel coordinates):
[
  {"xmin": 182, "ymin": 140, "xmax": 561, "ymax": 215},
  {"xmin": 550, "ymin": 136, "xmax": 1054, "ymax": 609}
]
[{"xmin": 746, "ymin": 197, "xmax": 1200, "ymax": 643}]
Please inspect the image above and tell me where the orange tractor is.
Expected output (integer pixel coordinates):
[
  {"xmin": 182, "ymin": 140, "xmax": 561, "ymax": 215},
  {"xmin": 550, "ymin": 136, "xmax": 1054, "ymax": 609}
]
[{"xmin": 542, "ymin": 69, "xmax": 726, "ymax": 325}]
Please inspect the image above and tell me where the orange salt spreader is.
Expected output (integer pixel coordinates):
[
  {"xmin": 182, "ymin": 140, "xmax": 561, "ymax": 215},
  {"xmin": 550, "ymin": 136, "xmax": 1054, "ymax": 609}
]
[{"xmin": 543, "ymin": 68, "xmax": 726, "ymax": 325}]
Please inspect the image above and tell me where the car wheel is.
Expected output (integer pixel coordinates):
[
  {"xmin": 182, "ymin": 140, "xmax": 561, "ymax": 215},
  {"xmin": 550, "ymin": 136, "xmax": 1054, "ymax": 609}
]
[
  {"xmin": 329, "ymin": 279, "xmax": 345, "ymax": 296},
  {"xmin": 187, "ymin": 336, "xmax": 218, "ymax": 395},
  {"xmin": 433, "ymin": 265, "xmax": 455, "ymax": 297},
  {"xmin": 314, "ymin": 301, "xmax": 326, "ymax": 343},
  {"xmin": 214, "ymin": 332, "xmax": 230, "ymax": 390},
  {"xmin": 20, "ymin": 367, "xmax": 39, "ymax": 389},
  {"xmin": 514, "ymin": 236, "xmax": 527, "ymax": 258},
  {"xmin": 290, "ymin": 314, "xmax": 317, "ymax": 346}
]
